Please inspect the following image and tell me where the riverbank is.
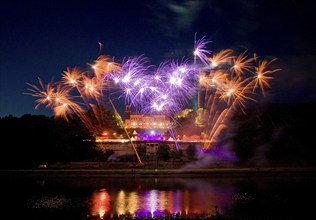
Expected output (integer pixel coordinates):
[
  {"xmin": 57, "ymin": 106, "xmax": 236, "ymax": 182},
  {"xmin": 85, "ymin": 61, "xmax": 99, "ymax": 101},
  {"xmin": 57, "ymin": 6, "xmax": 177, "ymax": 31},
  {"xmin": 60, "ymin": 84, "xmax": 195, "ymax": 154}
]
[{"xmin": 1, "ymin": 166, "xmax": 315, "ymax": 177}]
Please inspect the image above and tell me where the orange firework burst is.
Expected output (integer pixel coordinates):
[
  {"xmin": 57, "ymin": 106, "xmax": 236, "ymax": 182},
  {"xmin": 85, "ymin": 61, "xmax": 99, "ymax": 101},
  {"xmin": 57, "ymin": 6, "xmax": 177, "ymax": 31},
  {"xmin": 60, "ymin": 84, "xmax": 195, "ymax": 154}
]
[
  {"xmin": 231, "ymin": 50, "xmax": 255, "ymax": 76},
  {"xmin": 61, "ymin": 67, "xmax": 84, "ymax": 88},
  {"xmin": 90, "ymin": 55, "xmax": 121, "ymax": 80},
  {"xmin": 25, "ymin": 77, "xmax": 56, "ymax": 110},
  {"xmin": 25, "ymin": 52, "xmax": 127, "ymax": 139},
  {"xmin": 208, "ymin": 49, "xmax": 234, "ymax": 68},
  {"xmin": 195, "ymin": 47, "xmax": 280, "ymax": 149},
  {"xmin": 252, "ymin": 58, "xmax": 281, "ymax": 95}
]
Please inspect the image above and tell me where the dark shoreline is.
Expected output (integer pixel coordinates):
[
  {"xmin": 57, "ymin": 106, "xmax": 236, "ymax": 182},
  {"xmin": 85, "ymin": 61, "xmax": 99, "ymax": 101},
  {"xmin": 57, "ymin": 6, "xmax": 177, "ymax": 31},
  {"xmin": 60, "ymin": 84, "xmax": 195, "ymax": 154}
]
[{"xmin": 1, "ymin": 167, "xmax": 315, "ymax": 177}]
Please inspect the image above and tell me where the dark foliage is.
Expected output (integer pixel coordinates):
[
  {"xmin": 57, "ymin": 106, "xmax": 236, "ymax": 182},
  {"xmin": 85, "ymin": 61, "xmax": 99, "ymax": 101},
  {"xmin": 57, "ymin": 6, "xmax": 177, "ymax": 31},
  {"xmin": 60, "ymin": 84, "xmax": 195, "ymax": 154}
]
[
  {"xmin": 0, "ymin": 114, "xmax": 97, "ymax": 168},
  {"xmin": 232, "ymin": 102, "xmax": 316, "ymax": 166}
]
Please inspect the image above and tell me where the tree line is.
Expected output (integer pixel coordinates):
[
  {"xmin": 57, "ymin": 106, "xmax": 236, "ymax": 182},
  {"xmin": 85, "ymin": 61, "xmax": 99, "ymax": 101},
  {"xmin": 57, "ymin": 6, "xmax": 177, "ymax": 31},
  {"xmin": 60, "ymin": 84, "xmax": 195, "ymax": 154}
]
[{"xmin": 0, "ymin": 102, "xmax": 315, "ymax": 168}]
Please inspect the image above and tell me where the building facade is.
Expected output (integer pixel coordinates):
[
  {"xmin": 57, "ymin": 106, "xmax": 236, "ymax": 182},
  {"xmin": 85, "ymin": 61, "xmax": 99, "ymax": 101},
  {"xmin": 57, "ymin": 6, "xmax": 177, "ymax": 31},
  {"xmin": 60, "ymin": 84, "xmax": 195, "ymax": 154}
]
[{"xmin": 124, "ymin": 105, "xmax": 171, "ymax": 141}]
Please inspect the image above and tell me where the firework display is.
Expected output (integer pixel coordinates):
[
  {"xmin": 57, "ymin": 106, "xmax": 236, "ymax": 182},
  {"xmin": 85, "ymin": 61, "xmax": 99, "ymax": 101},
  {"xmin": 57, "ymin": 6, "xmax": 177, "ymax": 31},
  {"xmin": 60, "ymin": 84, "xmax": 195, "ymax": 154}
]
[{"xmin": 26, "ymin": 36, "xmax": 280, "ymax": 151}]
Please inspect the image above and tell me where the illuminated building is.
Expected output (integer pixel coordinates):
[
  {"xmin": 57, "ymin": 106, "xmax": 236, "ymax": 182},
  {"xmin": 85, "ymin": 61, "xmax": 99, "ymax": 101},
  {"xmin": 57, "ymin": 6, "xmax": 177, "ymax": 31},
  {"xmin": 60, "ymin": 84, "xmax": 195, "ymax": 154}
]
[
  {"xmin": 124, "ymin": 105, "xmax": 171, "ymax": 141},
  {"xmin": 93, "ymin": 106, "xmax": 212, "ymax": 161}
]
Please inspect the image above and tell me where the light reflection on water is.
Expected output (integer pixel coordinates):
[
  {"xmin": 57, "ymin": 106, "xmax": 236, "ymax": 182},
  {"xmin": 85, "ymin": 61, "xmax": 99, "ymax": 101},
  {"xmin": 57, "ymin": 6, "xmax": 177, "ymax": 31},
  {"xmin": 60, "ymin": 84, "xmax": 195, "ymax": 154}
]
[
  {"xmin": 90, "ymin": 189, "xmax": 110, "ymax": 218},
  {"xmin": 88, "ymin": 185, "xmax": 234, "ymax": 219},
  {"xmin": 1, "ymin": 174, "xmax": 315, "ymax": 219}
]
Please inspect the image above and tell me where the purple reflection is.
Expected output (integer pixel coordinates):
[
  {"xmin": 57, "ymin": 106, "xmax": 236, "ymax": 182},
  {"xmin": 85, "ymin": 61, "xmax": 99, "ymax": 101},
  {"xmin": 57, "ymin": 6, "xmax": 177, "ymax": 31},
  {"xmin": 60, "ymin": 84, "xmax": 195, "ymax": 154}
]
[
  {"xmin": 173, "ymin": 190, "xmax": 181, "ymax": 214},
  {"xmin": 153, "ymin": 210, "xmax": 165, "ymax": 217},
  {"xmin": 135, "ymin": 210, "xmax": 152, "ymax": 218}
]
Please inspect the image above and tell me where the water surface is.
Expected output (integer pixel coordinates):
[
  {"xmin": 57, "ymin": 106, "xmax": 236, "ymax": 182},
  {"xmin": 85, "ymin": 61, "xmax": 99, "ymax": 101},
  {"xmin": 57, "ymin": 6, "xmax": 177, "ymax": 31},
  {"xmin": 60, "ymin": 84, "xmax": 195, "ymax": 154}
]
[{"xmin": 1, "ymin": 173, "xmax": 315, "ymax": 219}]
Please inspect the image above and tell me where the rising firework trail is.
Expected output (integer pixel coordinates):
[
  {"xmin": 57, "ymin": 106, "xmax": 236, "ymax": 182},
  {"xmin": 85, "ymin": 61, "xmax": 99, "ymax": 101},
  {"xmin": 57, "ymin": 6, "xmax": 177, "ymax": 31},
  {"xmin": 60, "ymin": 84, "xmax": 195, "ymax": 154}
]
[{"xmin": 108, "ymin": 98, "xmax": 143, "ymax": 165}]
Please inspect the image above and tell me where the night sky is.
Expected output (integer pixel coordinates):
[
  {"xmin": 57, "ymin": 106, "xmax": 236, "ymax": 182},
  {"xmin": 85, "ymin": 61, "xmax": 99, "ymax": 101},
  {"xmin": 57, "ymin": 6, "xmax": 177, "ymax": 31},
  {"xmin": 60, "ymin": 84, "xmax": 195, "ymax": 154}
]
[{"xmin": 1, "ymin": 0, "xmax": 315, "ymax": 117}]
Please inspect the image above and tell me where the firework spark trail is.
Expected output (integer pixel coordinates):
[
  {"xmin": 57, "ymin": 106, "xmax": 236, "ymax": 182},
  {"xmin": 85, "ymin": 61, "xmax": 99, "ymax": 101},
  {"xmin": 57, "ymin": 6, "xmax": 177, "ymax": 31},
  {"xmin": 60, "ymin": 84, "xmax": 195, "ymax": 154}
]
[{"xmin": 26, "ymin": 35, "xmax": 280, "ymax": 158}]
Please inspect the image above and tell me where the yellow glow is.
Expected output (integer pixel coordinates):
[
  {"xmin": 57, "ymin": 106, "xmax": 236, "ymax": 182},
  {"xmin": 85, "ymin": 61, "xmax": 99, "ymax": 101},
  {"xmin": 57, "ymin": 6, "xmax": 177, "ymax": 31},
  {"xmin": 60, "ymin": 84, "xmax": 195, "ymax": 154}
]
[
  {"xmin": 127, "ymin": 192, "xmax": 138, "ymax": 216},
  {"xmin": 116, "ymin": 190, "xmax": 126, "ymax": 215},
  {"xmin": 184, "ymin": 190, "xmax": 190, "ymax": 216},
  {"xmin": 158, "ymin": 191, "xmax": 167, "ymax": 211},
  {"xmin": 99, "ymin": 210, "xmax": 105, "ymax": 218}
]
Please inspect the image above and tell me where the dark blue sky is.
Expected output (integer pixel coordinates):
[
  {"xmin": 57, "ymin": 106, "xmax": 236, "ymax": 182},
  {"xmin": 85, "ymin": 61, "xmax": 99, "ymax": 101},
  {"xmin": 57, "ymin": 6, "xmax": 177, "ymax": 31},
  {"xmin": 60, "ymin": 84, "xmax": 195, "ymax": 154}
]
[{"xmin": 1, "ymin": 0, "xmax": 315, "ymax": 117}]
